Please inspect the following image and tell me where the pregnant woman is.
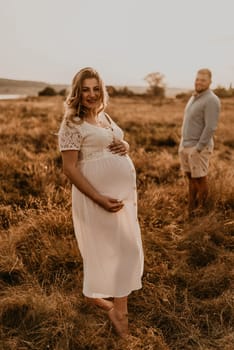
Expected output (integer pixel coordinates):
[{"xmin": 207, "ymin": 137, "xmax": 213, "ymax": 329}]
[{"xmin": 58, "ymin": 67, "xmax": 144, "ymax": 338}]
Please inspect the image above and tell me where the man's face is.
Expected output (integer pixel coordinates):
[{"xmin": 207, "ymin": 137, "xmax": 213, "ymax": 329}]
[{"xmin": 195, "ymin": 73, "xmax": 211, "ymax": 93}]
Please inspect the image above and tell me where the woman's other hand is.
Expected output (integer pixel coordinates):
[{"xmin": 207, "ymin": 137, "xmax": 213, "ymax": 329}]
[
  {"xmin": 108, "ymin": 140, "xmax": 129, "ymax": 156},
  {"xmin": 97, "ymin": 195, "xmax": 124, "ymax": 212}
]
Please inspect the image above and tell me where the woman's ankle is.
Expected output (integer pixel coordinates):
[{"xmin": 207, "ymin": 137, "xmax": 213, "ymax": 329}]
[
  {"xmin": 113, "ymin": 308, "xmax": 128, "ymax": 319},
  {"xmin": 108, "ymin": 308, "xmax": 129, "ymax": 338}
]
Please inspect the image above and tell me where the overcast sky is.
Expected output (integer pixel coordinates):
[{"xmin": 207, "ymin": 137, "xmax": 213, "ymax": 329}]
[{"xmin": 0, "ymin": 0, "xmax": 233, "ymax": 88}]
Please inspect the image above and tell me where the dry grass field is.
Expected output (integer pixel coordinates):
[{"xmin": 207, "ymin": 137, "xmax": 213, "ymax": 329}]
[{"xmin": 0, "ymin": 95, "xmax": 233, "ymax": 350}]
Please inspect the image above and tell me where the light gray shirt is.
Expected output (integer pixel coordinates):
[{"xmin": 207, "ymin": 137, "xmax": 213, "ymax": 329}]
[{"xmin": 180, "ymin": 89, "xmax": 221, "ymax": 151}]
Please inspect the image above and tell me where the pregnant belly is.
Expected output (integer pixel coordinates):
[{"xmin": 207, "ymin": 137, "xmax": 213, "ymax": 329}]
[{"xmin": 80, "ymin": 154, "xmax": 136, "ymax": 200}]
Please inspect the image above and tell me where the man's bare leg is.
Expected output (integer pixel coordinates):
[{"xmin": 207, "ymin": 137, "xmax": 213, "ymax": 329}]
[
  {"xmin": 187, "ymin": 174, "xmax": 208, "ymax": 216},
  {"xmin": 186, "ymin": 172, "xmax": 198, "ymax": 215},
  {"xmin": 195, "ymin": 176, "xmax": 208, "ymax": 208}
]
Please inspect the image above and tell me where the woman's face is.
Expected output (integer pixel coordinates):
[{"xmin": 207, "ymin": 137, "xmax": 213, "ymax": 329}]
[{"xmin": 81, "ymin": 78, "xmax": 101, "ymax": 110}]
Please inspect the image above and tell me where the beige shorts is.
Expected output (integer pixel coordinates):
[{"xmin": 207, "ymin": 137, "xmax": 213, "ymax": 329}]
[{"xmin": 178, "ymin": 145, "xmax": 213, "ymax": 178}]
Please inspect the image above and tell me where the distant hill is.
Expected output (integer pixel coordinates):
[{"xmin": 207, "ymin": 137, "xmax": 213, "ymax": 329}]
[
  {"xmin": 0, "ymin": 78, "xmax": 69, "ymax": 96},
  {"xmin": 0, "ymin": 78, "xmax": 189, "ymax": 97},
  {"xmin": 122, "ymin": 85, "xmax": 190, "ymax": 97},
  {"xmin": 114, "ymin": 85, "xmax": 190, "ymax": 97}
]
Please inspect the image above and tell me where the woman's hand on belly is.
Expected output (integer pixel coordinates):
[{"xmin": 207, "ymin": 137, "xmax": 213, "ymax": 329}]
[
  {"xmin": 96, "ymin": 195, "xmax": 124, "ymax": 212},
  {"xmin": 108, "ymin": 139, "xmax": 129, "ymax": 156}
]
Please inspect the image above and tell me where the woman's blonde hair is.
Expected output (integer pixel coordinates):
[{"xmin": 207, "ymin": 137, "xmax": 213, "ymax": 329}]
[{"xmin": 64, "ymin": 67, "xmax": 108, "ymax": 124}]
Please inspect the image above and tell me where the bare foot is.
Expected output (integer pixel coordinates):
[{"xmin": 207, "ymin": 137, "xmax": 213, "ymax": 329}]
[
  {"xmin": 86, "ymin": 297, "xmax": 114, "ymax": 311},
  {"xmin": 108, "ymin": 308, "xmax": 128, "ymax": 338}
]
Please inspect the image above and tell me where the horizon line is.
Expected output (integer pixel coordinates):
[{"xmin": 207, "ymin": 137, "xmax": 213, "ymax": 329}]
[{"xmin": 0, "ymin": 76, "xmax": 192, "ymax": 90}]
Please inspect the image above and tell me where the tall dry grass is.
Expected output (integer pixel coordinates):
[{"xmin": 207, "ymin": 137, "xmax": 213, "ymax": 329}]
[{"xmin": 0, "ymin": 95, "xmax": 233, "ymax": 349}]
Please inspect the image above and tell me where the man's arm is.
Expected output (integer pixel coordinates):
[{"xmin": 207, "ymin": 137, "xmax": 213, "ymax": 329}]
[{"xmin": 196, "ymin": 97, "xmax": 220, "ymax": 151}]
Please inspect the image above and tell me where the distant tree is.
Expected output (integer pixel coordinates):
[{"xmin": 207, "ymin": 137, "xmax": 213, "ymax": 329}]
[
  {"xmin": 58, "ymin": 88, "xmax": 67, "ymax": 97},
  {"xmin": 175, "ymin": 92, "xmax": 191, "ymax": 101},
  {"xmin": 144, "ymin": 72, "xmax": 166, "ymax": 98},
  {"xmin": 106, "ymin": 85, "xmax": 134, "ymax": 97},
  {"xmin": 117, "ymin": 86, "xmax": 134, "ymax": 97},
  {"xmin": 213, "ymin": 85, "xmax": 234, "ymax": 98},
  {"xmin": 38, "ymin": 86, "xmax": 57, "ymax": 96},
  {"xmin": 106, "ymin": 85, "xmax": 117, "ymax": 96}
]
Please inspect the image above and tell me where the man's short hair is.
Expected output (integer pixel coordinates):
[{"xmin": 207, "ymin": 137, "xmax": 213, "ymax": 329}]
[{"xmin": 197, "ymin": 68, "xmax": 212, "ymax": 79}]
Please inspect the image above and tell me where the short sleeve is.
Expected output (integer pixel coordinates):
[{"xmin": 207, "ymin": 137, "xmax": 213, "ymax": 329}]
[{"xmin": 58, "ymin": 121, "xmax": 83, "ymax": 151}]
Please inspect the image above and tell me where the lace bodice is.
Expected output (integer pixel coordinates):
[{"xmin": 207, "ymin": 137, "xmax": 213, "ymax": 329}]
[{"xmin": 58, "ymin": 112, "xmax": 124, "ymax": 161}]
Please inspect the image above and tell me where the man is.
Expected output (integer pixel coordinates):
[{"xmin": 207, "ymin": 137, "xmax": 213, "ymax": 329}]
[{"xmin": 179, "ymin": 68, "xmax": 221, "ymax": 216}]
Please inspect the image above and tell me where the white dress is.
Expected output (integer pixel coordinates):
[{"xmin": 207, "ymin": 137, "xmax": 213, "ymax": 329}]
[{"xmin": 58, "ymin": 112, "xmax": 144, "ymax": 298}]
